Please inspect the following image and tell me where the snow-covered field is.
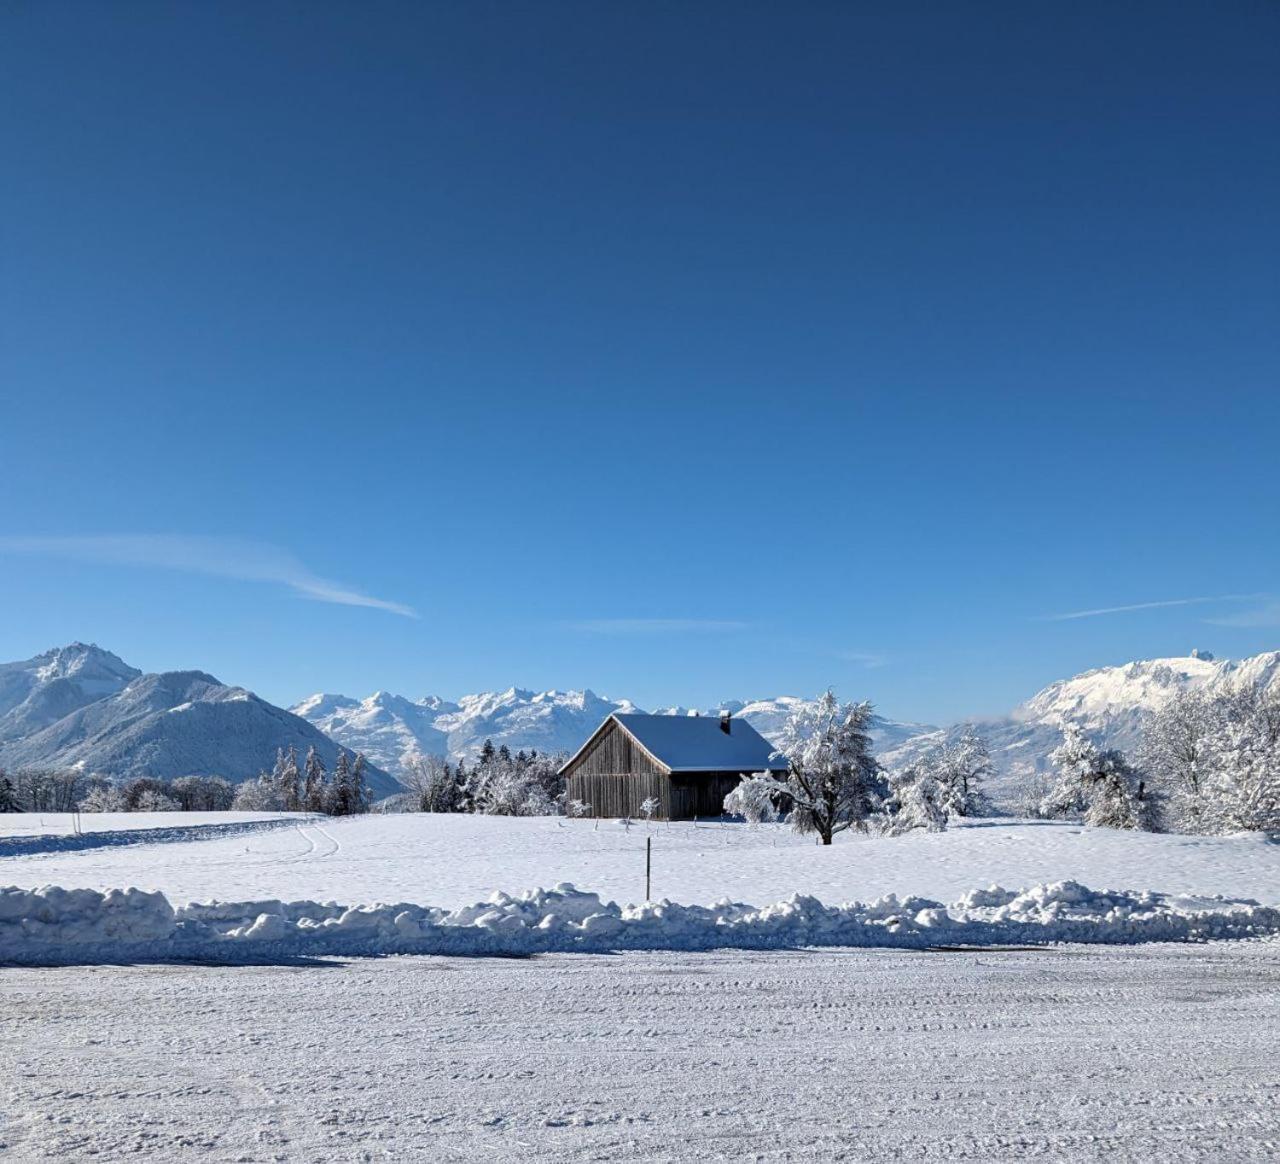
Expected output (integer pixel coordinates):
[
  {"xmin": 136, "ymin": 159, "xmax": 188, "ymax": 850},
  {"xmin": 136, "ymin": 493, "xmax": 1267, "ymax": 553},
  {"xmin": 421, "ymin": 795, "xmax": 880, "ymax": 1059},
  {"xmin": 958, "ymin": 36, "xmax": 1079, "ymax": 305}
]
[
  {"xmin": 3, "ymin": 812, "xmax": 1277, "ymax": 908},
  {"xmin": 4, "ymin": 813, "xmax": 1280, "ymax": 1158},
  {"xmin": 5, "ymin": 942, "xmax": 1279, "ymax": 1160}
]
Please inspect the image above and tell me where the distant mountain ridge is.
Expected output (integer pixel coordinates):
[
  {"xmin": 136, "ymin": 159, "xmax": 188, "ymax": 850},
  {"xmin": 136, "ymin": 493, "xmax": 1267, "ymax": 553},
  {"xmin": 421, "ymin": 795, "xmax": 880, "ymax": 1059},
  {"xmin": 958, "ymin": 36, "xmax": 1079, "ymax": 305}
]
[
  {"xmin": 291, "ymin": 687, "xmax": 933, "ymax": 775},
  {"xmin": 0, "ymin": 644, "xmax": 397, "ymax": 794},
  {"xmin": 877, "ymin": 649, "xmax": 1280, "ymax": 801},
  {"xmin": 294, "ymin": 649, "xmax": 1280, "ymax": 805},
  {"xmin": 6, "ymin": 644, "xmax": 1277, "ymax": 806}
]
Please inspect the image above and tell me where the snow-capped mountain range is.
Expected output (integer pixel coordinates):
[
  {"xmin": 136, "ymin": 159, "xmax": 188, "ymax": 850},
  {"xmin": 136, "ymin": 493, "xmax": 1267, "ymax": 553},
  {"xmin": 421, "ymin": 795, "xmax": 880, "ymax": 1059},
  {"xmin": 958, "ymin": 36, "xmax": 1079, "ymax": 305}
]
[
  {"xmin": 0, "ymin": 644, "xmax": 397, "ymax": 794},
  {"xmin": 294, "ymin": 649, "xmax": 1280, "ymax": 804},
  {"xmin": 876, "ymin": 649, "xmax": 1280, "ymax": 800},
  {"xmin": 290, "ymin": 688, "xmax": 932, "ymax": 775},
  {"xmin": 3, "ymin": 643, "xmax": 1277, "ymax": 805}
]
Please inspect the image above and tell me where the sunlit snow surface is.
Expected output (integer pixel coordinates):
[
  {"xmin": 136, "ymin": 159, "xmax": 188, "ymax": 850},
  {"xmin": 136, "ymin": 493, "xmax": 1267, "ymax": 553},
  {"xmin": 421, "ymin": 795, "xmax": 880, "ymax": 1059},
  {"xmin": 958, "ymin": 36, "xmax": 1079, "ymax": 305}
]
[
  {"xmin": 3, "ymin": 814, "xmax": 1280, "ymax": 965},
  {"xmin": 2, "ymin": 813, "xmax": 1277, "ymax": 908}
]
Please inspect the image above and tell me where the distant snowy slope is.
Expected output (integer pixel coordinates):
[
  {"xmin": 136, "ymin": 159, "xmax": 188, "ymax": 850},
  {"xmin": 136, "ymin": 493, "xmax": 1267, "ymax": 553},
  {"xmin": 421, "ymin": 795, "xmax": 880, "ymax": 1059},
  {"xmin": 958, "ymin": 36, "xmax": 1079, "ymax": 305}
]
[
  {"xmin": 290, "ymin": 691, "xmax": 454, "ymax": 774},
  {"xmin": 294, "ymin": 688, "xmax": 934, "ymax": 776},
  {"xmin": 0, "ymin": 643, "xmax": 140, "ymax": 741},
  {"xmin": 292, "ymin": 687, "xmax": 642, "ymax": 771},
  {"xmin": 0, "ymin": 647, "xmax": 397, "ymax": 794},
  {"xmin": 881, "ymin": 650, "xmax": 1280, "ymax": 803}
]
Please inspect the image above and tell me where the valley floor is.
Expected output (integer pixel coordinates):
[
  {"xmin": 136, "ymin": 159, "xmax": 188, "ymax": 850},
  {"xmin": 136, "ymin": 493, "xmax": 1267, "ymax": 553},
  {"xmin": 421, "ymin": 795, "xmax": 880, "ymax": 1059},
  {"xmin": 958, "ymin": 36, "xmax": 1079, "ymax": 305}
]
[{"xmin": 5, "ymin": 940, "xmax": 1279, "ymax": 1161}]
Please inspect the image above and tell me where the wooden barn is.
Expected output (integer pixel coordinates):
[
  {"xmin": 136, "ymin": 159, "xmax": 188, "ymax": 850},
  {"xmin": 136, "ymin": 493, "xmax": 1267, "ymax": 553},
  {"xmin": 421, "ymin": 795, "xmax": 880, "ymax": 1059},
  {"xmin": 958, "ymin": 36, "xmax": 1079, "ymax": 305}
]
[{"xmin": 559, "ymin": 711, "xmax": 789, "ymax": 820}]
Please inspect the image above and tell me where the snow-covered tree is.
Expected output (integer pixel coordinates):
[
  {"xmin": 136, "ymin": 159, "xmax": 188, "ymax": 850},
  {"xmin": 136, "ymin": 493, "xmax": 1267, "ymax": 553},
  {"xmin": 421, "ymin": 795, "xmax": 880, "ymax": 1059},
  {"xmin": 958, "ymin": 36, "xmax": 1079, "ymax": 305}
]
[
  {"xmin": 1042, "ymin": 723, "xmax": 1150, "ymax": 830},
  {"xmin": 0, "ymin": 771, "xmax": 18, "ymax": 813},
  {"xmin": 232, "ymin": 772, "xmax": 286, "ymax": 811},
  {"xmin": 133, "ymin": 788, "xmax": 180, "ymax": 812},
  {"xmin": 351, "ymin": 753, "xmax": 371, "ymax": 814},
  {"xmin": 326, "ymin": 749, "xmax": 356, "ymax": 816},
  {"xmin": 732, "ymin": 691, "xmax": 887, "ymax": 845},
  {"xmin": 303, "ymin": 747, "xmax": 327, "ymax": 813},
  {"xmin": 723, "ymin": 773, "xmax": 781, "ymax": 824},
  {"xmin": 881, "ymin": 764, "xmax": 948, "ymax": 834},
  {"xmin": 402, "ymin": 755, "xmax": 459, "ymax": 813},
  {"xmin": 272, "ymin": 746, "xmax": 302, "ymax": 811},
  {"xmin": 936, "ymin": 728, "xmax": 993, "ymax": 817},
  {"xmin": 79, "ymin": 784, "xmax": 127, "ymax": 812},
  {"xmin": 567, "ymin": 798, "xmax": 592, "ymax": 818},
  {"xmin": 1141, "ymin": 685, "xmax": 1280, "ymax": 834}
]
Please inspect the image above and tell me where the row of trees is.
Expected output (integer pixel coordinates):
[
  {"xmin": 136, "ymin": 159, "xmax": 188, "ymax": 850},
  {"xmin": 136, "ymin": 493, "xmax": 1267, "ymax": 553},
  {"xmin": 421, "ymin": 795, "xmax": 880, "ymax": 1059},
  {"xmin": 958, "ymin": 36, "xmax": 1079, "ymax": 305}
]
[
  {"xmin": 230, "ymin": 747, "xmax": 372, "ymax": 816},
  {"xmin": 722, "ymin": 693, "xmax": 994, "ymax": 843},
  {"xmin": 0, "ymin": 746, "xmax": 375, "ymax": 818},
  {"xmin": 1028, "ymin": 683, "xmax": 1280, "ymax": 834},
  {"xmin": 0, "ymin": 769, "xmax": 240, "ymax": 814},
  {"xmin": 398, "ymin": 742, "xmax": 566, "ymax": 816}
]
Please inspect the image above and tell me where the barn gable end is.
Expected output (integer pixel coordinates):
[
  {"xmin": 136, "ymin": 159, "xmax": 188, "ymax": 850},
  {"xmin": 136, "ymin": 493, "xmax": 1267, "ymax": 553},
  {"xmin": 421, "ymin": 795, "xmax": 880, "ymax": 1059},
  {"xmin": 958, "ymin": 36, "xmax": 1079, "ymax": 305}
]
[{"xmin": 560, "ymin": 713, "xmax": 786, "ymax": 820}]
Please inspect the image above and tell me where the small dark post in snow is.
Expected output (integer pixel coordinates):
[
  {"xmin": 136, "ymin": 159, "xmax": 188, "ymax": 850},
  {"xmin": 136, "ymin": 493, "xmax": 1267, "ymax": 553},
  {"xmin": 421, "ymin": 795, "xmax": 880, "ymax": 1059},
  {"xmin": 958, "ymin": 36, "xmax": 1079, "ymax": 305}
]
[{"xmin": 646, "ymin": 835, "xmax": 652, "ymax": 902}]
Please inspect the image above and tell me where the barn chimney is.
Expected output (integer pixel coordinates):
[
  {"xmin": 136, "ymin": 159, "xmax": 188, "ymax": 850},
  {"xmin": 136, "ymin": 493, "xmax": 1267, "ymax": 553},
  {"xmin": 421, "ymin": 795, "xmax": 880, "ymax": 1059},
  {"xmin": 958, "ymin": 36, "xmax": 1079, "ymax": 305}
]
[{"xmin": 720, "ymin": 709, "xmax": 731, "ymax": 734}]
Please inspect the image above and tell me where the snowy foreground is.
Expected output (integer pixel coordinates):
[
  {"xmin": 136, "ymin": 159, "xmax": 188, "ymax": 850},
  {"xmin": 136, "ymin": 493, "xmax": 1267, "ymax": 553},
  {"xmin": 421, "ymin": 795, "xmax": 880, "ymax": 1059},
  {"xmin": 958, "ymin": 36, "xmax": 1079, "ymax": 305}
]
[
  {"xmin": 4, "ymin": 814, "xmax": 1280, "ymax": 965},
  {"xmin": 5, "ymin": 942, "xmax": 1279, "ymax": 1160},
  {"xmin": 4, "ymin": 815, "xmax": 1280, "ymax": 1159},
  {"xmin": 4, "ymin": 812, "xmax": 1279, "ymax": 908}
]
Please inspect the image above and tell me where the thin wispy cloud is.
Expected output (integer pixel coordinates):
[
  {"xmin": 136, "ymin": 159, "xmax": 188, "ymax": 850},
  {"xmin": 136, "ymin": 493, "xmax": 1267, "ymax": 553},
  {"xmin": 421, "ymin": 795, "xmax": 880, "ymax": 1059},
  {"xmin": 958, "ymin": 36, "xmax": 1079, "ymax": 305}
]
[
  {"xmin": 566, "ymin": 618, "xmax": 750, "ymax": 635},
  {"xmin": 0, "ymin": 535, "xmax": 418, "ymax": 618},
  {"xmin": 1038, "ymin": 594, "xmax": 1266, "ymax": 622},
  {"xmin": 1204, "ymin": 601, "xmax": 1280, "ymax": 628},
  {"xmin": 831, "ymin": 649, "xmax": 889, "ymax": 669}
]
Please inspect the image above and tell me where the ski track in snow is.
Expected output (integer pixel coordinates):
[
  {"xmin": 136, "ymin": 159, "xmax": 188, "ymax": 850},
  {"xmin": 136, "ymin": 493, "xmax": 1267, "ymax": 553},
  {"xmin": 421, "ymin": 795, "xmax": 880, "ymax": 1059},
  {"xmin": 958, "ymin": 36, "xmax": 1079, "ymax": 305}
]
[{"xmin": 4, "ymin": 942, "xmax": 1279, "ymax": 1160}]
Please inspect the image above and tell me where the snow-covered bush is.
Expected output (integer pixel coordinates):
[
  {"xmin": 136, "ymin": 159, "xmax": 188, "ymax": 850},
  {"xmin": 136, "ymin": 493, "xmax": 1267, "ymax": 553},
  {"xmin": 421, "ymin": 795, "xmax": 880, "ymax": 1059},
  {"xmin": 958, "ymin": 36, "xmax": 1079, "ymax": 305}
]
[
  {"xmin": 723, "ymin": 773, "xmax": 780, "ymax": 824},
  {"xmin": 132, "ymin": 789, "xmax": 180, "ymax": 812},
  {"xmin": 232, "ymin": 773, "xmax": 287, "ymax": 812},
  {"xmin": 881, "ymin": 765, "xmax": 948, "ymax": 834},
  {"xmin": 1041, "ymin": 724, "xmax": 1151, "ymax": 830},
  {"xmin": 169, "ymin": 775, "xmax": 235, "ymax": 811},
  {"xmin": 79, "ymin": 784, "xmax": 128, "ymax": 812},
  {"xmin": 639, "ymin": 796, "xmax": 661, "ymax": 822}
]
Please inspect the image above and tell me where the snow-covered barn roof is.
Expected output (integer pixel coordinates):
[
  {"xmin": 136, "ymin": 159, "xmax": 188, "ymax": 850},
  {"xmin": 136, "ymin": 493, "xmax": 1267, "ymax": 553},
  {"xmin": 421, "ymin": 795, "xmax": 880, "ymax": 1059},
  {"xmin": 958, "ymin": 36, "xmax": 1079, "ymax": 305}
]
[{"xmin": 561, "ymin": 712, "xmax": 788, "ymax": 776}]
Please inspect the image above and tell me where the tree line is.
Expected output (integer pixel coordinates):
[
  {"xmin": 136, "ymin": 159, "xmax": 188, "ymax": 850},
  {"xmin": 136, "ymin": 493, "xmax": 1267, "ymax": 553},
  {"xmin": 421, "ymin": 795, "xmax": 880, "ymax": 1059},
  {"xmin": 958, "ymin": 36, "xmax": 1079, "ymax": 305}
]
[
  {"xmin": 0, "ymin": 745, "xmax": 374, "ymax": 817},
  {"xmin": 398, "ymin": 742, "xmax": 567, "ymax": 816}
]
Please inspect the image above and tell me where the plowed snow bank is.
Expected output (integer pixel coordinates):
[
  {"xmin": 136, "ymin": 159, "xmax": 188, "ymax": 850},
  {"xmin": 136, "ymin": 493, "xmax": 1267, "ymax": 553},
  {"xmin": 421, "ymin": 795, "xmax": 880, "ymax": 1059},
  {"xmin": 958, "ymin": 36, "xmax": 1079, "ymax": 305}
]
[{"xmin": 4, "ymin": 880, "xmax": 1278, "ymax": 965}]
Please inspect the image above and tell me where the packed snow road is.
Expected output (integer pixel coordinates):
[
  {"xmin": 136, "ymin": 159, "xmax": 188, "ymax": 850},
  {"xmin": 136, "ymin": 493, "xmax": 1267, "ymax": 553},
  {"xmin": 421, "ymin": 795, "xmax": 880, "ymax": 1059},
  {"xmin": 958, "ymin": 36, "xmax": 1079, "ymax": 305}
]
[{"xmin": 4, "ymin": 941, "xmax": 1278, "ymax": 1161}]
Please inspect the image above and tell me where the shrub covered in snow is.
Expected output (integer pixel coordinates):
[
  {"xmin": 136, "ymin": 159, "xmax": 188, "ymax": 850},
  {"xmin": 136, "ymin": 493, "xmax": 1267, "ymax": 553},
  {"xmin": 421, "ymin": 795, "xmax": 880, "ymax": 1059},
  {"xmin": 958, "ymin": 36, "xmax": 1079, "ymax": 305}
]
[
  {"xmin": 722, "ymin": 691, "xmax": 887, "ymax": 845},
  {"xmin": 1041, "ymin": 724, "xmax": 1152, "ymax": 830}
]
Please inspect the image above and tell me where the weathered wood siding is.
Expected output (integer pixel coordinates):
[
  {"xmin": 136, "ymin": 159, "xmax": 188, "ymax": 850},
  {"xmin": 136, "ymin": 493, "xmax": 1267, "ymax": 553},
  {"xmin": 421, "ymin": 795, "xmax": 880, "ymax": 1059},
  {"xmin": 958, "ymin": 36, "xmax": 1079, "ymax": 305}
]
[
  {"xmin": 567, "ymin": 719, "xmax": 666, "ymax": 780},
  {"xmin": 668, "ymin": 773, "xmax": 745, "ymax": 819},
  {"xmin": 568, "ymin": 770, "xmax": 671, "ymax": 819},
  {"xmin": 564, "ymin": 719, "xmax": 673, "ymax": 818},
  {"xmin": 563, "ymin": 719, "xmax": 758, "ymax": 819}
]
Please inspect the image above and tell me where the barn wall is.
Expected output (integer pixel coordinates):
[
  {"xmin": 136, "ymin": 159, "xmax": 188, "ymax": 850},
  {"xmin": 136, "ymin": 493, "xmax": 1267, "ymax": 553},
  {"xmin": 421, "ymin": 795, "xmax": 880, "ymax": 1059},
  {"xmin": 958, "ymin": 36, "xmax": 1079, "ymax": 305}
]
[
  {"xmin": 567, "ymin": 770, "xmax": 671, "ymax": 819},
  {"xmin": 563, "ymin": 721, "xmax": 759, "ymax": 819},
  {"xmin": 668, "ymin": 773, "xmax": 746, "ymax": 819},
  {"xmin": 567, "ymin": 721, "xmax": 665, "ymax": 780},
  {"xmin": 564, "ymin": 720, "xmax": 673, "ymax": 818}
]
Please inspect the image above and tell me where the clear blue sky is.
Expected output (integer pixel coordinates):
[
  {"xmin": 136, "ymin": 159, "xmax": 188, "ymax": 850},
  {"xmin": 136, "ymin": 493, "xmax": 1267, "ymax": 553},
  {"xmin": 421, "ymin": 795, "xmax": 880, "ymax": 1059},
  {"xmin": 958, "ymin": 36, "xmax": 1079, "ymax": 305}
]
[{"xmin": 1, "ymin": 2, "xmax": 1277, "ymax": 724}]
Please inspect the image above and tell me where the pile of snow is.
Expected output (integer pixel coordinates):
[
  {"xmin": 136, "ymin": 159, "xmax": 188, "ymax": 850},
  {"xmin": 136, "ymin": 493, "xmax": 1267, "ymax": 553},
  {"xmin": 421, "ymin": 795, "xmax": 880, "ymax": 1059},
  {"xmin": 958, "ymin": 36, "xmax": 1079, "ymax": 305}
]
[{"xmin": 5, "ymin": 879, "xmax": 1278, "ymax": 966}]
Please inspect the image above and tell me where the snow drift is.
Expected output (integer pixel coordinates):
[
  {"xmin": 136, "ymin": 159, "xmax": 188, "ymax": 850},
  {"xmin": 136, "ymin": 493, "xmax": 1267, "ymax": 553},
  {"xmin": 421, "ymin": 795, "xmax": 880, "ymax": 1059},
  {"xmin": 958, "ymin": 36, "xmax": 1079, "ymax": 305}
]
[{"xmin": 4, "ymin": 880, "xmax": 1278, "ymax": 966}]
